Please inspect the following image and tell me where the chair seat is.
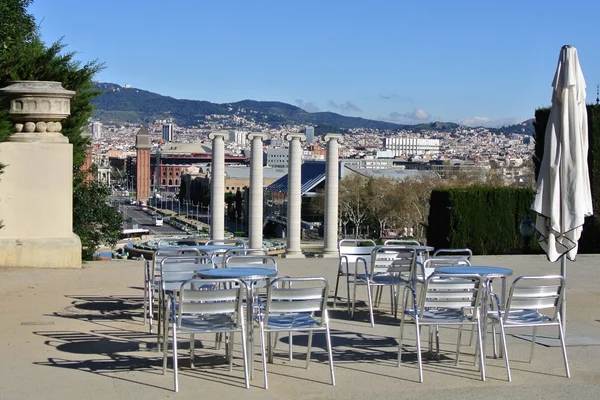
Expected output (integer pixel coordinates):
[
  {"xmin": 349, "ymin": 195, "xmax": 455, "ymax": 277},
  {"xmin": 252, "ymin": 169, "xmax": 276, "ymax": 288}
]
[
  {"xmin": 489, "ymin": 309, "xmax": 554, "ymax": 325},
  {"xmin": 356, "ymin": 273, "xmax": 406, "ymax": 285},
  {"xmin": 177, "ymin": 314, "xmax": 238, "ymax": 333},
  {"xmin": 404, "ymin": 308, "xmax": 474, "ymax": 324},
  {"xmin": 263, "ymin": 312, "xmax": 320, "ymax": 331}
]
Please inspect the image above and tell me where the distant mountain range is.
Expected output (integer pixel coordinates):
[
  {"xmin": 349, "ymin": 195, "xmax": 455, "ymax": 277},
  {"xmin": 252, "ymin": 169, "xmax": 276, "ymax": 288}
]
[{"xmin": 91, "ymin": 82, "xmax": 534, "ymax": 135}]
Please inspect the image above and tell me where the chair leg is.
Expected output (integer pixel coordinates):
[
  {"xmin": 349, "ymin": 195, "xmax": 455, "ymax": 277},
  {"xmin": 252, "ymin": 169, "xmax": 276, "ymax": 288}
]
[
  {"xmin": 325, "ymin": 322, "xmax": 336, "ymax": 386},
  {"xmin": 415, "ymin": 320, "xmax": 423, "ymax": 383},
  {"xmin": 173, "ymin": 325, "xmax": 179, "ymax": 392},
  {"xmin": 259, "ymin": 320, "xmax": 269, "ymax": 389},
  {"xmin": 228, "ymin": 332, "xmax": 234, "ymax": 372},
  {"xmin": 240, "ymin": 326, "xmax": 250, "ymax": 389},
  {"xmin": 351, "ymin": 281, "xmax": 358, "ymax": 319},
  {"xmin": 529, "ymin": 327, "xmax": 537, "ymax": 362},
  {"xmin": 397, "ymin": 315, "xmax": 406, "ymax": 366},
  {"xmin": 367, "ymin": 284, "xmax": 375, "ymax": 327},
  {"xmin": 156, "ymin": 290, "xmax": 162, "ymax": 352},
  {"xmin": 268, "ymin": 332, "xmax": 274, "ymax": 364},
  {"xmin": 346, "ymin": 273, "xmax": 352, "ymax": 314},
  {"xmin": 190, "ymin": 334, "xmax": 195, "ymax": 369},
  {"xmin": 557, "ymin": 318, "xmax": 571, "ymax": 378},
  {"xmin": 306, "ymin": 331, "xmax": 313, "ymax": 369},
  {"xmin": 455, "ymin": 325, "xmax": 463, "ymax": 366},
  {"xmin": 162, "ymin": 317, "xmax": 169, "ymax": 375},
  {"xmin": 497, "ymin": 320, "xmax": 511, "ymax": 382},
  {"xmin": 333, "ymin": 271, "xmax": 341, "ymax": 308},
  {"xmin": 476, "ymin": 319, "xmax": 486, "ymax": 381}
]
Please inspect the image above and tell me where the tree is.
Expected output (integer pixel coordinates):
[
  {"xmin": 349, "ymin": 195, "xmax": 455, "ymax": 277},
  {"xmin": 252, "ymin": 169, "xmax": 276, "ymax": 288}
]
[
  {"xmin": 339, "ymin": 173, "xmax": 369, "ymax": 237},
  {"xmin": 0, "ymin": 0, "xmax": 123, "ymax": 260},
  {"xmin": 365, "ymin": 177, "xmax": 396, "ymax": 237}
]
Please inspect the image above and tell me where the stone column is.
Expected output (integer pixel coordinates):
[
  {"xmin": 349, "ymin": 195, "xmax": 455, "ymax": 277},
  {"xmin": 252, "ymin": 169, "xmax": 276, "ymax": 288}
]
[
  {"xmin": 284, "ymin": 133, "xmax": 306, "ymax": 258},
  {"xmin": 135, "ymin": 126, "xmax": 152, "ymax": 202},
  {"xmin": 209, "ymin": 131, "xmax": 227, "ymax": 240},
  {"xmin": 323, "ymin": 134, "xmax": 343, "ymax": 258},
  {"xmin": 248, "ymin": 132, "xmax": 269, "ymax": 249},
  {"xmin": 0, "ymin": 81, "xmax": 81, "ymax": 268}
]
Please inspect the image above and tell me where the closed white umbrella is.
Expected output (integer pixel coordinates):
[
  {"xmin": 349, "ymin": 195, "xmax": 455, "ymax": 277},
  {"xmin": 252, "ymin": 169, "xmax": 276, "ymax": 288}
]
[{"xmin": 531, "ymin": 45, "xmax": 593, "ymax": 331}]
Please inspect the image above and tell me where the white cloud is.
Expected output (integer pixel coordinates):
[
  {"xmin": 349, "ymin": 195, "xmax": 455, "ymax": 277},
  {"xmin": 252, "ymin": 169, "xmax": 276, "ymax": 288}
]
[
  {"xmin": 388, "ymin": 108, "xmax": 431, "ymax": 121},
  {"xmin": 295, "ymin": 99, "xmax": 321, "ymax": 113},
  {"xmin": 328, "ymin": 100, "xmax": 363, "ymax": 113},
  {"xmin": 458, "ymin": 116, "xmax": 524, "ymax": 128}
]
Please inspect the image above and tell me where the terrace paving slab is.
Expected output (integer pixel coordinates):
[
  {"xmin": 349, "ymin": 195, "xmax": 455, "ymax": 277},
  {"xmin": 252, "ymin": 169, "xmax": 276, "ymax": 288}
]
[{"xmin": 1, "ymin": 254, "xmax": 600, "ymax": 400}]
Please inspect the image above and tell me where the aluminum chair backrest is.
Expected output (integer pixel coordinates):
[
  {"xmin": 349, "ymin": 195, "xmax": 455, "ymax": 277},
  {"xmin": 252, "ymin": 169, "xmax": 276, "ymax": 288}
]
[
  {"xmin": 338, "ymin": 239, "xmax": 376, "ymax": 267},
  {"xmin": 504, "ymin": 275, "xmax": 565, "ymax": 320},
  {"xmin": 177, "ymin": 278, "xmax": 244, "ymax": 328},
  {"xmin": 432, "ymin": 248, "xmax": 473, "ymax": 263},
  {"xmin": 153, "ymin": 248, "xmax": 204, "ymax": 278},
  {"xmin": 422, "ymin": 257, "xmax": 471, "ymax": 279},
  {"xmin": 263, "ymin": 277, "xmax": 328, "ymax": 326},
  {"xmin": 160, "ymin": 256, "xmax": 215, "ymax": 292},
  {"xmin": 206, "ymin": 239, "xmax": 246, "ymax": 248},
  {"xmin": 421, "ymin": 273, "xmax": 484, "ymax": 315},
  {"xmin": 370, "ymin": 245, "xmax": 417, "ymax": 281},
  {"xmin": 224, "ymin": 255, "xmax": 278, "ymax": 270},
  {"xmin": 384, "ymin": 239, "xmax": 421, "ymax": 246},
  {"xmin": 224, "ymin": 248, "xmax": 269, "ymax": 258}
]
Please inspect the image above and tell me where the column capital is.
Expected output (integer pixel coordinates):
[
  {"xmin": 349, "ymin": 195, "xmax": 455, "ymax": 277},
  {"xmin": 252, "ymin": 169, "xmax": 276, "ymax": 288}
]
[
  {"xmin": 248, "ymin": 132, "xmax": 270, "ymax": 141},
  {"xmin": 324, "ymin": 133, "xmax": 344, "ymax": 143},
  {"xmin": 208, "ymin": 131, "xmax": 228, "ymax": 140},
  {"xmin": 286, "ymin": 133, "xmax": 306, "ymax": 142}
]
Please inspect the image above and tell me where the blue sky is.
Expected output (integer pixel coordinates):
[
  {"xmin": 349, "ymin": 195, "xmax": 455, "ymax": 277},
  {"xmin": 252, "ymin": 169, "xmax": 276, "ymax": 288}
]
[{"xmin": 28, "ymin": 0, "xmax": 600, "ymax": 127}]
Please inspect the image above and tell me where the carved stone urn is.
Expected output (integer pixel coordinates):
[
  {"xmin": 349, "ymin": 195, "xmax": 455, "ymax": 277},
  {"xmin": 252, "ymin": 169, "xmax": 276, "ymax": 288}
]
[{"xmin": 0, "ymin": 80, "xmax": 75, "ymax": 143}]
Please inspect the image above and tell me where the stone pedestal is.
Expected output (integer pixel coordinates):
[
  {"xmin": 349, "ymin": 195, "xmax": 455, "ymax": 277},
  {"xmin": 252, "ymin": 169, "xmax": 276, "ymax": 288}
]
[
  {"xmin": 209, "ymin": 131, "xmax": 227, "ymax": 240},
  {"xmin": 0, "ymin": 81, "xmax": 81, "ymax": 268},
  {"xmin": 323, "ymin": 134, "xmax": 343, "ymax": 258},
  {"xmin": 284, "ymin": 133, "xmax": 305, "ymax": 258},
  {"xmin": 248, "ymin": 133, "xmax": 269, "ymax": 249}
]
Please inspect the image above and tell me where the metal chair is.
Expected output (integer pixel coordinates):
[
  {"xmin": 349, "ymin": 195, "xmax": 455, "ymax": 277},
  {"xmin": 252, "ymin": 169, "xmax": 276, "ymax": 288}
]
[
  {"xmin": 488, "ymin": 275, "xmax": 570, "ymax": 381},
  {"xmin": 351, "ymin": 245, "xmax": 417, "ymax": 327},
  {"xmin": 157, "ymin": 255, "xmax": 215, "ymax": 351},
  {"xmin": 334, "ymin": 239, "xmax": 377, "ymax": 310},
  {"xmin": 145, "ymin": 247, "xmax": 204, "ymax": 333},
  {"xmin": 397, "ymin": 273, "xmax": 487, "ymax": 383},
  {"xmin": 163, "ymin": 278, "xmax": 249, "ymax": 392},
  {"xmin": 257, "ymin": 277, "xmax": 335, "ymax": 389}
]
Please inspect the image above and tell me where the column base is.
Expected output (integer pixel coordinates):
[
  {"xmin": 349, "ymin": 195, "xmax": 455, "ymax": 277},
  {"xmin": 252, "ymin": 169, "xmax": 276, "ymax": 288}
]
[
  {"xmin": 282, "ymin": 250, "xmax": 305, "ymax": 259},
  {"xmin": 321, "ymin": 250, "xmax": 339, "ymax": 258},
  {"xmin": 0, "ymin": 234, "xmax": 82, "ymax": 268}
]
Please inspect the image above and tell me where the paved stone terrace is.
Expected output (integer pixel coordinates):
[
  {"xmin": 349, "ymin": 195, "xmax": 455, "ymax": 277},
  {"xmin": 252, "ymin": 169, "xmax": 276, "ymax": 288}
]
[{"xmin": 1, "ymin": 254, "xmax": 600, "ymax": 399}]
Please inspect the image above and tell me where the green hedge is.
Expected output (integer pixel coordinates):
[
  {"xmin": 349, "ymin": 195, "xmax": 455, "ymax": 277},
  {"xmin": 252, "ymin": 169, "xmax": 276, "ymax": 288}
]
[
  {"xmin": 427, "ymin": 187, "xmax": 535, "ymax": 255},
  {"xmin": 534, "ymin": 105, "xmax": 600, "ymax": 253}
]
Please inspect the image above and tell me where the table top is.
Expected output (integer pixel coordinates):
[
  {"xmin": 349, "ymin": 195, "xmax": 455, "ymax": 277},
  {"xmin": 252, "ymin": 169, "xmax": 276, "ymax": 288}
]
[
  {"xmin": 196, "ymin": 267, "xmax": 278, "ymax": 280},
  {"xmin": 435, "ymin": 266, "xmax": 513, "ymax": 278}
]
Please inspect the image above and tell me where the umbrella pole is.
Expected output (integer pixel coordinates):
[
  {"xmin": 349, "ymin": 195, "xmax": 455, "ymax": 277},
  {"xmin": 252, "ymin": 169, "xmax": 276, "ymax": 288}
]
[{"xmin": 561, "ymin": 255, "xmax": 567, "ymax": 335}]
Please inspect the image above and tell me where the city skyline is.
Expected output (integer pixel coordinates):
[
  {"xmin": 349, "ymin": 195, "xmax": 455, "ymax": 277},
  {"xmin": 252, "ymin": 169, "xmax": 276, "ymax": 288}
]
[{"xmin": 29, "ymin": 0, "xmax": 600, "ymax": 128}]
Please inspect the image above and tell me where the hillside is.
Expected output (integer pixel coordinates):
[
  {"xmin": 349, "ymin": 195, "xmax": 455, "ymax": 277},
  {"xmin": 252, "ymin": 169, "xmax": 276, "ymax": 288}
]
[{"xmin": 91, "ymin": 82, "xmax": 533, "ymax": 134}]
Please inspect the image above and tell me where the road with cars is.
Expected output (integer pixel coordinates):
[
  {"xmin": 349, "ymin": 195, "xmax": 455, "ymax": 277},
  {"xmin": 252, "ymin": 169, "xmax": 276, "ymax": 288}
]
[{"xmin": 117, "ymin": 203, "xmax": 187, "ymax": 235}]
